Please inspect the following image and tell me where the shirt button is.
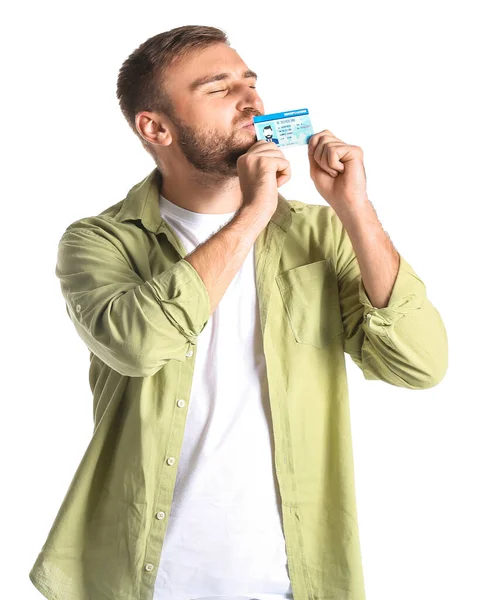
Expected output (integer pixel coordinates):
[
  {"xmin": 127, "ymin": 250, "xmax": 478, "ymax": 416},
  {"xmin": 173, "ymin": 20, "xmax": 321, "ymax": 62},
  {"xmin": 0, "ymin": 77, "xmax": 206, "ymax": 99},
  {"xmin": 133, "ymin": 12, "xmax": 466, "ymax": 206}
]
[
  {"xmin": 177, "ymin": 399, "xmax": 185, "ymax": 408},
  {"xmin": 167, "ymin": 457, "xmax": 175, "ymax": 466},
  {"xmin": 144, "ymin": 563, "xmax": 154, "ymax": 572},
  {"xmin": 185, "ymin": 349, "xmax": 193, "ymax": 357},
  {"xmin": 75, "ymin": 304, "xmax": 81, "ymax": 313},
  {"xmin": 156, "ymin": 511, "xmax": 166, "ymax": 520}
]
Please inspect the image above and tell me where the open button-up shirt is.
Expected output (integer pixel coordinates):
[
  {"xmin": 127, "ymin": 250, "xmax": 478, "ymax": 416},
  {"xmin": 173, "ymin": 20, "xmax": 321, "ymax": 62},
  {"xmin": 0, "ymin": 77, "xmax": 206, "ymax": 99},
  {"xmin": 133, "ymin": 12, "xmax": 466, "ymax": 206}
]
[{"xmin": 29, "ymin": 167, "xmax": 448, "ymax": 600}]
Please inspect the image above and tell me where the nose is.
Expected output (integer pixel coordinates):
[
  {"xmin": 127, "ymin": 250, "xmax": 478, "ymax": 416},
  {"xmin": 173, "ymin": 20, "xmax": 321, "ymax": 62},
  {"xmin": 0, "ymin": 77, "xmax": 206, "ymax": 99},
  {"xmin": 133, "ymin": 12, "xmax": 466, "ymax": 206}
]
[{"xmin": 235, "ymin": 84, "xmax": 264, "ymax": 113}]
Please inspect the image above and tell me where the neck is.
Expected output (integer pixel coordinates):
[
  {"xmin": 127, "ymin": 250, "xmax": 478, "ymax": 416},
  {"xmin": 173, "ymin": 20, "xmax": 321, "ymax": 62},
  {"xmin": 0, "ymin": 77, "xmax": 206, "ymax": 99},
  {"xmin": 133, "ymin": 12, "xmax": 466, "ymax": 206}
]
[{"xmin": 159, "ymin": 160, "xmax": 244, "ymax": 215}]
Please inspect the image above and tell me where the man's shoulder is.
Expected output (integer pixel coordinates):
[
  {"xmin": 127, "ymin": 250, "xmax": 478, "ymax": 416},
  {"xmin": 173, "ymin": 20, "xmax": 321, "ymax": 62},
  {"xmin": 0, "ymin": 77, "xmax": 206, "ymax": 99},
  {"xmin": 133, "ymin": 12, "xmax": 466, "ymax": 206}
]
[
  {"xmin": 59, "ymin": 167, "xmax": 161, "ymax": 242},
  {"xmin": 57, "ymin": 198, "xmax": 135, "ymax": 245},
  {"xmin": 285, "ymin": 199, "xmax": 343, "ymax": 257},
  {"xmin": 287, "ymin": 198, "xmax": 337, "ymax": 224}
]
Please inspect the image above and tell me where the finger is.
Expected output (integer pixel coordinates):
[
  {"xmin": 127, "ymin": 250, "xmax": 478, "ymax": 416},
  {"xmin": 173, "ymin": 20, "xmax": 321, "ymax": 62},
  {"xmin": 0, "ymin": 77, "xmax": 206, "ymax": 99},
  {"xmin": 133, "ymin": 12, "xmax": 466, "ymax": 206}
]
[
  {"xmin": 248, "ymin": 154, "xmax": 290, "ymax": 174},
  {"xmin": 249, "ymin": 147, "xmax": 287, "ymax": 159},
  {"xmin": 326, "ymin": 142, "xmax": 346, "ymax": 173},
  {"xmin": 308, "ymin": 132, "xmax": 326, "ymax": 155},
  {"xmin": 308, "ymin": 130, "xmax": 341, "ymax": 154},
  {"xmin": 276, "ymin": 159, "xmax": 291, "ymax": 187},
  {"xmin": 249, "ymin": 141, "xmax": 282, "ymax": 154},
  {"xmin": 245, "ymin": 152, "xmax": 288, "ymax": 164},
  {"xmin": 251, "ymin": 140, "xmax": 278, "ymax": 149},
  {"xmin": 273, "ymin": 156, "xmax": 291, "ymax": 177},
  {"xmin": 313, "ymin": 140, "xmax": 340, "ymax": 177}
]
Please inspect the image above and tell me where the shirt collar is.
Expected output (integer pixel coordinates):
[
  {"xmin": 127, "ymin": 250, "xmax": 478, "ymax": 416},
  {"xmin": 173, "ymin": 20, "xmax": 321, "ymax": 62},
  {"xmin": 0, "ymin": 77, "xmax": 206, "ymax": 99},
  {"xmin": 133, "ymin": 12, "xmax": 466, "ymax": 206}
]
[{"xmin": 115, "ymin": 167, "xmax": 301, "ymax": 234}]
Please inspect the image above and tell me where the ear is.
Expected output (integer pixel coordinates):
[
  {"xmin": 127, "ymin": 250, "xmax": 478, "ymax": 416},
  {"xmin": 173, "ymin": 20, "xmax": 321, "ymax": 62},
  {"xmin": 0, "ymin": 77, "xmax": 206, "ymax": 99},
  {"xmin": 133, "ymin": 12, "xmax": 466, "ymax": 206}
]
[{"xmin": 136, "ymin": 112, "xmax": 173, "ymax": 147}]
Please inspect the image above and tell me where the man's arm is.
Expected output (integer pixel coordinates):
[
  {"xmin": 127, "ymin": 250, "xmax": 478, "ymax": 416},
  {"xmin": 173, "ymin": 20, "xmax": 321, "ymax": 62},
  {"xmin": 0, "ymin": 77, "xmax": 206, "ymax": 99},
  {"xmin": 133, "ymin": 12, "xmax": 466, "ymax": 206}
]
[
  {"xmin": 336, "ymin": 200, "xmax": 400, "ymax": 308},
  {"xmin": 55, "ymin": 206, "xmax": 267, "ymax": 379},
  {"xmin": 184, "ymin": 205, "xmax": 270, "ymax": 316},
  {"xmin": 56, "ymin": 223, "xmax": 211, "ymax": 378},
  {"xmin": 331, "ymin": 202, "xmax": 448, "ymax": 389}
]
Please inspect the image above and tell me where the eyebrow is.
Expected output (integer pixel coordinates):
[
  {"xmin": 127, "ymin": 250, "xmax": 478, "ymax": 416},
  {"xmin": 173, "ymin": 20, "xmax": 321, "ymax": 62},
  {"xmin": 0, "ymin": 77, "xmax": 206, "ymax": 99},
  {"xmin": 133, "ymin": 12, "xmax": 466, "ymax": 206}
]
[{"xmin": 190, "ymin": 69, "xmax": 258, "ymax": 91}]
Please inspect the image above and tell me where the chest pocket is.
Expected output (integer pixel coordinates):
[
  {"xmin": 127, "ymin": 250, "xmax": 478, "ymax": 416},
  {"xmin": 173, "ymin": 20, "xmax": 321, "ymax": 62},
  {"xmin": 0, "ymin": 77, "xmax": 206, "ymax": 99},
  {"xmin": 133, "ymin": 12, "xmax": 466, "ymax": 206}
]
[{"xmin": 276, "ymin": 258, "xmax": 344, "ymax": 348}]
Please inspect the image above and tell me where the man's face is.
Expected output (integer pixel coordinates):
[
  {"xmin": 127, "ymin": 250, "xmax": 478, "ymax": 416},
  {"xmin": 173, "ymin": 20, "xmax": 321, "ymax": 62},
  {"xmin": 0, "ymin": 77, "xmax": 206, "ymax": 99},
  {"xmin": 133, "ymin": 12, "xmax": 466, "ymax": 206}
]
[
  {"xmin": 162, "ymin": 43, "xmax": 265, "ymax": 177},
  {"xmin": 264, "ymin": 127, "xmax": 273, "ymax": 140}
]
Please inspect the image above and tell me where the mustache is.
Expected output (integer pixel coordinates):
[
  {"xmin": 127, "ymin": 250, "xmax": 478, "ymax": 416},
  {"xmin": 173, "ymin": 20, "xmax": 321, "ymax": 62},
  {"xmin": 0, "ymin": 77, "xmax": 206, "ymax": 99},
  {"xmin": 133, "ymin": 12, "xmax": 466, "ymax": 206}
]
[{"xmin": 235, "ymin": 111, "xmax": 262, "ymax": 127}]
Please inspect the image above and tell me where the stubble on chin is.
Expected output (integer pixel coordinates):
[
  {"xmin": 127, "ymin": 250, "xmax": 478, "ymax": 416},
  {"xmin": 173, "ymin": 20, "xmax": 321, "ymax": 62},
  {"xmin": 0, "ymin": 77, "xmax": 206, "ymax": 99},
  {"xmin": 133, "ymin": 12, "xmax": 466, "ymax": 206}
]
[{"xmin": 179, "ymin": 126, "xmax": 255, "ymax": 179}]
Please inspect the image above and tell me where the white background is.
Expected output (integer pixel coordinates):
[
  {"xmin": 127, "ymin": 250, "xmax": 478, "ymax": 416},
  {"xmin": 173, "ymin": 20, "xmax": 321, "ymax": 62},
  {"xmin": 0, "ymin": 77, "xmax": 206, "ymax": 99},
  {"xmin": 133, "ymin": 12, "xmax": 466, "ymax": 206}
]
[{"xmin": 2, "ymin": 1, "xmax": 485, "ymax": 599}]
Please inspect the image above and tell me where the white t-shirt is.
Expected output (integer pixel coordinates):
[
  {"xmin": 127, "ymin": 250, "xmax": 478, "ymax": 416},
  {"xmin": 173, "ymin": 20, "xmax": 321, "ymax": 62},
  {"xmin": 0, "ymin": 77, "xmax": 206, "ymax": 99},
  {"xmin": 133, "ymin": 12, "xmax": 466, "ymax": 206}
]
[{"xmin": 153, "ymin": 193, "xmax": 294, "ymax": 600}]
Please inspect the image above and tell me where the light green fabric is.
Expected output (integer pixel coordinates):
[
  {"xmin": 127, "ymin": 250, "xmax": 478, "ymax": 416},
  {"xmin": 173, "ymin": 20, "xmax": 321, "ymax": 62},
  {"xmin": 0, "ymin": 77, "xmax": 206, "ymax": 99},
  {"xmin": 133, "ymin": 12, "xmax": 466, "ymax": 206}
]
[{"xmin": 29, "ymin": 167, "xmax": 448, "ymax": 600}]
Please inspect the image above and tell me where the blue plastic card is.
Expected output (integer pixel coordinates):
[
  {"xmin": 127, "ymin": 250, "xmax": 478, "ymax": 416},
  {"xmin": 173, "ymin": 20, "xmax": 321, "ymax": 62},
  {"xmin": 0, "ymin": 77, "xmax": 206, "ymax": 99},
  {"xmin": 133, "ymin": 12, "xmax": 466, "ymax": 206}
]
[{"xmin": 253, "ymin": 108, "xmax": 314, "ymax": 148}]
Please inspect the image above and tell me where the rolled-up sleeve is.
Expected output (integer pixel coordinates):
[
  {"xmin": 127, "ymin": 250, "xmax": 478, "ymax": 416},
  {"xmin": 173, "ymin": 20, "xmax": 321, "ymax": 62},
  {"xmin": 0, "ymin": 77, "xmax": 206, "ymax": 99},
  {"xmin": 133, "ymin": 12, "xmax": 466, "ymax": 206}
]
[
  {"xmin": 332, "ymin": 210, "xmax": 448, "ymax": 389},
  {"xmin": 55, "ymin": 224, "xmax": 211, "ymax": 378}
]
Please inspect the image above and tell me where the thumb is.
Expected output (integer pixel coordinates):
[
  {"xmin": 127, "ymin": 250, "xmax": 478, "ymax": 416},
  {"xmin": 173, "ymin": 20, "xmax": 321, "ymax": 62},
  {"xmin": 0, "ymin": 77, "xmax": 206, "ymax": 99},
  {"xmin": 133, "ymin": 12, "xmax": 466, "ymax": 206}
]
[
  {"xmin": 307, "ymin": 135, "xmax": 315, "ymax": 155},
  {"xmin": 308, "ymin": 140, "xmax": 317, "ymax": 166}
]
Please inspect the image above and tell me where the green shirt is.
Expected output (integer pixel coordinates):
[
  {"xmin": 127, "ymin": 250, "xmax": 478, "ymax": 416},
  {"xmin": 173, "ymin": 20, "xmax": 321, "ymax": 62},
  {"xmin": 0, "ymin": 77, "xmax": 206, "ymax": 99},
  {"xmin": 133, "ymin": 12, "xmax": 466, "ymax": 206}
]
[{"xmin": 30, "ymin": 167, "xmax": 448, "ymax": 600}]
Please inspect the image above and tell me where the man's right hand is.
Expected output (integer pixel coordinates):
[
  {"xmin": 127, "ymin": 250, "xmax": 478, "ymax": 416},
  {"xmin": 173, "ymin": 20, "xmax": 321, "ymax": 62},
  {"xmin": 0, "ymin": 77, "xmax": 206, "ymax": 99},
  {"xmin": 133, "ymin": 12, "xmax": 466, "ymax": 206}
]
[{"xmin": 237, "ymin": 141, "xmax": 291, "ymax": 219}]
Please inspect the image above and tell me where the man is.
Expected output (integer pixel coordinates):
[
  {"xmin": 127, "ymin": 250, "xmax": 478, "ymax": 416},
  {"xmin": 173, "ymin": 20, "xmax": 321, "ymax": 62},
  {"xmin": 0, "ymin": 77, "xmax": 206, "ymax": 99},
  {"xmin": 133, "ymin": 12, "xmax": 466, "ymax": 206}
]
[
  {"xmin": 29, "ymin": 25, "xmax": 448, "ymax": 600},
  {"xmin": 263, "ymin": 124, "xmax": 279, "ymax": 144}
]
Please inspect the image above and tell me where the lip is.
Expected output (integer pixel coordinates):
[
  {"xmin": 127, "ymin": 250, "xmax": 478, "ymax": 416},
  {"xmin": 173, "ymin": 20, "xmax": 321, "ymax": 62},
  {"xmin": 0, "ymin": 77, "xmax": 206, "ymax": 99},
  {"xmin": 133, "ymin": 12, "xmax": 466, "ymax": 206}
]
[{"xmin": 240, "ymin": 121, "xmax": 255, "ymax": 129}]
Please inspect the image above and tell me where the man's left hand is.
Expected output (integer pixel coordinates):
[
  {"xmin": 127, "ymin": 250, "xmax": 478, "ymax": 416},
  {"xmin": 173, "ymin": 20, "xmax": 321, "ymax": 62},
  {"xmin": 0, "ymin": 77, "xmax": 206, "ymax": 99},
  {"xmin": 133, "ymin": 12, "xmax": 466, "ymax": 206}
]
[{"xmin": 308, "ymin": 130, "xmax": 368, "ymax": 211}]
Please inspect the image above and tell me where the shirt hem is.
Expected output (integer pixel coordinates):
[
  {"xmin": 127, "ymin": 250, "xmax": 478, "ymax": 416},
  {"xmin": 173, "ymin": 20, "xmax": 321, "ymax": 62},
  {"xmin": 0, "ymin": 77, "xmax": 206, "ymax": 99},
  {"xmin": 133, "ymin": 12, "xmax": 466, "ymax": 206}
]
[{"xmin": 29, "ymin": 570, "xmax": 64, "ymax": 600}]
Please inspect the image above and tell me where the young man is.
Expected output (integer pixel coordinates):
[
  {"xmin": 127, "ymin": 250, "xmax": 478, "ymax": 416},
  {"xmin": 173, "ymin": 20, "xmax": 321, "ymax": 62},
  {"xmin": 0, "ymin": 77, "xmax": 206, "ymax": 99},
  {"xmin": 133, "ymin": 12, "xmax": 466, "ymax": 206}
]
[{"xmin": 29, "ymin": 25, "xmax": 448, "ymax": 600}]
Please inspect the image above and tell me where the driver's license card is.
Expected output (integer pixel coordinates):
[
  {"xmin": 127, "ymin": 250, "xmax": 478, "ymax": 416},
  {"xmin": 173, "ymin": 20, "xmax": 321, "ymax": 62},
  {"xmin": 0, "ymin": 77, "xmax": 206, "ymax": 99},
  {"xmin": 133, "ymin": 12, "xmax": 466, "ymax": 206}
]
[{"xmin": 253, "ymin": 108, "xmax": 314, "ymax": 148}]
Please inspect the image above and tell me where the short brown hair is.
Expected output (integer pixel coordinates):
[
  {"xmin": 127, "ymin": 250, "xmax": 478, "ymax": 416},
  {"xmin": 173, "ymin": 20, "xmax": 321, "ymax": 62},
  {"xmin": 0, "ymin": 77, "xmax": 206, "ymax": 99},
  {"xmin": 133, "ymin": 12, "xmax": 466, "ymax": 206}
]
[{"xmin": 116, "ymin": 25, "xmax": 229, "ymax": 165}]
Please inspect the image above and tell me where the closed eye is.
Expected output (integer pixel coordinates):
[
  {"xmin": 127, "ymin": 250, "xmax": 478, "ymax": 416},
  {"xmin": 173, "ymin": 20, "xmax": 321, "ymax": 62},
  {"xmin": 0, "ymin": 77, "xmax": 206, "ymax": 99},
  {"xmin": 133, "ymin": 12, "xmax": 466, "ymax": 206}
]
[{"xmin": 208, "ymin": 85, "xmax": 257, "ymax": 94}]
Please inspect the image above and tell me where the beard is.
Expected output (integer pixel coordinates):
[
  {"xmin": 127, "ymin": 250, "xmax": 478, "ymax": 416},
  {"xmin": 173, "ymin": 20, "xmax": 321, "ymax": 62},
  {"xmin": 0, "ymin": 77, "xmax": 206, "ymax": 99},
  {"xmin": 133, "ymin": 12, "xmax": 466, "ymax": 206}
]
[{"xmin": 170, "ymin": 111, "xmax": 260, "ymax": 178}]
